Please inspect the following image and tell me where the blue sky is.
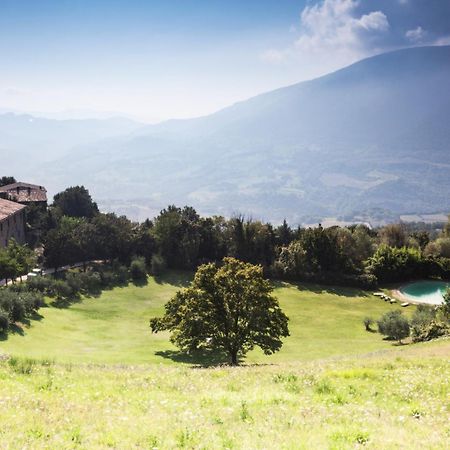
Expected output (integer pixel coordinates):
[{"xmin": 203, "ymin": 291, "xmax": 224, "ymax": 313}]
[{"xmin": 0, "ymin": 0, "xmax": 449, "ymax": 122}]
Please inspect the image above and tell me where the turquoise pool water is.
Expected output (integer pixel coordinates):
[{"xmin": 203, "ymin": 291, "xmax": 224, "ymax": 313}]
[{"xmin": 400, "ymin": 280, "xmax": 449, "ymax": 305}]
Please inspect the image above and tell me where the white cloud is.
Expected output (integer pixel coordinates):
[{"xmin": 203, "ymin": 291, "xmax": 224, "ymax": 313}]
[
  {"xmin": 293, "ymin": 0, "xmax": 388, "ymax": 55},
  {"xmin": 261, "ymin": 0, "xmax": 389, "ymax": 79},
  {"xmin": 405, "ymin": 26, "xmax": 426, "ymax": 43}
]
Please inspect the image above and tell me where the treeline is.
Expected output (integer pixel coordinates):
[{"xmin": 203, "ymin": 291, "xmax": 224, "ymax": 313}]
[{"xmin": 2, "ymin": 184, "xmax": 450, "ymax": 287}]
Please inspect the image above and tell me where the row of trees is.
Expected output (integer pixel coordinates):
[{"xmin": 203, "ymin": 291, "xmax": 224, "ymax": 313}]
[{"xmin": 2, "ymin": 182, "xmax": 449, "ymax": 287}]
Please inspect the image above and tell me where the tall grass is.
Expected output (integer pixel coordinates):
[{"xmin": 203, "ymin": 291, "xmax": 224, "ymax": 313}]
[{"xmin": 0, "ymin": 340, "xmax": 448, "ymax": 449}]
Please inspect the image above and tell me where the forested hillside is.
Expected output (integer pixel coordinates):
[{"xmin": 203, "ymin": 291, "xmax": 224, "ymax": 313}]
[{"xmin": 9, "ymin": 46, "xmax": 446, "ymax": 223}]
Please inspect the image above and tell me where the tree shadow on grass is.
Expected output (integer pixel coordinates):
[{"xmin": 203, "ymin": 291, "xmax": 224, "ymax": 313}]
[
  {"xmin": 153, "ymin": 271, "xmax": 192, "ymax": 288},
  {"xmin": 365, "ymin": 328, "xmax": 378, "ymax": 333},
  {"xmin": 272, "ymin": 279, "xmax": 370, "ymax": 298},
  {"xmin": 155, "ymin": 349, "xmax": 231, "ymax": 367},
  {"xmin": 50, "ymin": 294, "xmax": 83, "ymax": 309},
  {"xmin": 131, "ymin": 277, "xmax": 148, "ymax": 288},
  {"xmin": 0, "ymin": 310, "xmax": 46, "ymax": 340},
  {"xmin": 0, "ymin": 323, "xmax": 25, "ymax": 341}
]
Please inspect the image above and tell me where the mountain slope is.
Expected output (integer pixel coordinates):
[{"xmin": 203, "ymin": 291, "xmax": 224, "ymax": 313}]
[
  {"xmin": 18, "ymin": 46, "xmax": 450, "ymax": 221},
  {"xmin": 0, "ymin": 114, "xmax": 144, "ymax": 176}
]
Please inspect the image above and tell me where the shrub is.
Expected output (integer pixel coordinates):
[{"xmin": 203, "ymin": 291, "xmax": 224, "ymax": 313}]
[
  {"xmin": 0, "ymin": 310, "xmax": 9, "ymax": 333},
  {"xmin": 21, "ymin": 292, "xmax": 45, "ymax": 314},
  {"xmin": 111, "ymin": 262, "xmax": 129, "ymax": 284},
  {"xmin": 10, "ymin": 297, "xmax": 26, "ymax": 322},
  {"xmin": 409, "ymin": 295, "xmax": 450, "ymax": 342},
  {"xmin": 411, "ymin": 320, "xmax": 448, "ymax": 342},
  {"xmin": 377, "ymin": 310, "xmax": 410, "ymax": 343},
  {"xmin": 0, "ymin": 289, "xmax": 44, "ymax": 334},
  {"xmin": 77, "ymin": 271, "xmax": 102, "ymax": 294},
  {"xmin": 65, "ymin": 272, "xmax": 84, "ymax": 294},
  {"xmin": 151, "ymin": 254, "xmax": 166, "ymax": 276},
  {"xmin": 26, "ymin": 276, "xmax": 54, "ymax": 294},
  {"xmin": 98, "ymin": 264, "xmax": 128, "ymax": 287},
  {"xmin": 50, "ymin": 280, "xmax": 75, "ymax": 299},
  {"xmin": 442, "ymin": 288, "xmax": 450, "ymax": 320},
  {"xmin": 411, "ymin": 304, "xmax": 435, "ymax": 328},
  {"xmin": 98, "ymin": 268, "xmax": 115, "ymax": 287},
  {"xmin": 0, "ymin": 289, "xmax": 14, "ymax": 315},
  {"xmin": 355, "ymin": 273, "xmax": 378, "ymax": 289},
  {"xmin": 130, "ymin": 257, "xmax": 147, "ymax": 280}
]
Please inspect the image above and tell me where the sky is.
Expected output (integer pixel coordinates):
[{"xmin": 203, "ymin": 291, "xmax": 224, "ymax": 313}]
[{"xmin": 0, "ymin": 0, "xmax": 449, "ymax": 123}]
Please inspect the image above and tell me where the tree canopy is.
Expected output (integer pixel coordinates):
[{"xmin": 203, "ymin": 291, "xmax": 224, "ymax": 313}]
[
  {"xmin": 0, "ymin": 176, "xmax": 16, "ymax": 187},
  {"xmin": 377, "ymin": 311, "xmax": 410, "ymax": 343},
  {"xmin": 0, "ymin": 239, "xmax": 35, "ymax": 282},
  {"xmin": 150, "ymin": 257, "xmax": 289, "ymax": 365},
  {"xmin": 53, "ymin": 186, "xmax": 99, "ymax": 218}
]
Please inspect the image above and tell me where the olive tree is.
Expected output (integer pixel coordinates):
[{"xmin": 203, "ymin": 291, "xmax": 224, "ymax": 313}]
[{"xmin": 377, "ymin": 310, "xmax": 410, "ymax": 344}]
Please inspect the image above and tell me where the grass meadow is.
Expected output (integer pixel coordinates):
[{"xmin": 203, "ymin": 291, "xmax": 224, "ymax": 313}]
[
  {"xmin": 0, "ymin": 340, "xmax": 448, "ymax": 449},
  {"xmin": 0, "ymin": 272, "xmax": 416, "ymax": 364},
  {"xmin": 0, "ymin": 273, "xmax": 448, "ymax": 448}
]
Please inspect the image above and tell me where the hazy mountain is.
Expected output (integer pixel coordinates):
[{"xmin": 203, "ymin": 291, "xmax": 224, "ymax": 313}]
[
  {"xmin": 6, "ymin": 45, "xmax": 450, "ymax": 223},
  {"xmin": 0, "ymin": 113, "xmax": 144, "ymax": 174}
]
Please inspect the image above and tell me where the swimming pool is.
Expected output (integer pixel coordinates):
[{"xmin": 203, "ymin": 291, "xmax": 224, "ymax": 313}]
[{"xmin": 399, "ymin": 280, "xmax": 449, "ymax": 305}]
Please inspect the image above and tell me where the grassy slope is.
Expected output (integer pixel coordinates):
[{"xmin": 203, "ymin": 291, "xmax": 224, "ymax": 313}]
[
  {"xmin": 0, "ymin": 340, "xmax": 448, "ymax": 449},
  {"xmin": 0, "ymin": 274, "xmax": 448, "ymax": 448},
  {"xmin": 1, "ymin": 273, "xmax": 416, "ymax": 364}
]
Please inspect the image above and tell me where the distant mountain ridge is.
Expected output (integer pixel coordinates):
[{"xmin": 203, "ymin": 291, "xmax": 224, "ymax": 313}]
[{"xmin": 4, "ymin": 45, "xmax": 450, "ymax": 223}]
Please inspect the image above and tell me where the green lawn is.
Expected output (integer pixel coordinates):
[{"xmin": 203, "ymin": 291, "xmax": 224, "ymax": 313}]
[
  {"xmin": 0, "ymin": 273, "xmax": 416, "ymax": 364},
  {"xmin": 1, "ymin": 273, "xmax": 448, "ymax": 449}
]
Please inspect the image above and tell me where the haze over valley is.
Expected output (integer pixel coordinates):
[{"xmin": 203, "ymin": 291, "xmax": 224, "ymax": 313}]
[{"xmin": 3, "ymin": 45, "xmax": 450, "ymax": 224}]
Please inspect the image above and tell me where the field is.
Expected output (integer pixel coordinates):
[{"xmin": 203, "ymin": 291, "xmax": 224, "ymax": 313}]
[
  {"xmin": 1, "ymin": 273, "xmax": 416, "ymax": 364},
  {"xmin": 0, "ymin": 340, "xmax": 448, "ymax": 449},
  {"xmin": 0, "ymin": 274, "xmax": 448, "ymax": 448}
]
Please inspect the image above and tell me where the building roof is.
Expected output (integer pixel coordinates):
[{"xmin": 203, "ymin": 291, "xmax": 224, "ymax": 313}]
[
  {"xmin": 0, "ymin": 198, "xmax": 26, "ymax": 222},
  {"xmin": 0, "ymin": 182, "xmax": 47, "ymax": 203}
]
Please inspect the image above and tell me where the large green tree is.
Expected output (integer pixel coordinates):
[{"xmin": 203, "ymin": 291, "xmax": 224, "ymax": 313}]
[
  {"xmin": 150, "ymin": 257, "xmax": 289, "ymax": 365},
  {"xmin": 43, "ymin": 217, "xmax": 82, "ymax": 271},
  {"xmin": 53, "ymin": 186, "xmax": 99, "ymax": 218}
]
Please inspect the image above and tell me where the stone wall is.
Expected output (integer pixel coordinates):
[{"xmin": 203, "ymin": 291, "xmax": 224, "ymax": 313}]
[{"xmin": 0, "ymin": 210, "xmax": 26, "ymax": 248}]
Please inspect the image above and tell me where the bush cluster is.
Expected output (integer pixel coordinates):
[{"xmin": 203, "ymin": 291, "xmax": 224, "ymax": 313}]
[
  {"xmin": 130, "ymin": 257, "xmax": 147, "ymax": 281},
  {"xmin": 25, "ymin": 263, "xmax": 130, "ymax": 301},
  {"xmin": 0, "ymin": 261, "xmax": 134, "ymax": 336},
  {"xmin": 0, "ymin": 289, "xmax": 44, "ymax": 333},
  {"xmin": 375, "ymin": 301, "xmax": 450, "ymax": 344}
]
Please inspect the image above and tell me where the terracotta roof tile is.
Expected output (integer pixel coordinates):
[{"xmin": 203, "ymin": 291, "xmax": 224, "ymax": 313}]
[
  {"xmin": 0, "ymin": 198, "xmax": 26, "ymax": 222},
  {"xmin": 0, "ymin": 182, "xmax": 47, "ymax": 203}
]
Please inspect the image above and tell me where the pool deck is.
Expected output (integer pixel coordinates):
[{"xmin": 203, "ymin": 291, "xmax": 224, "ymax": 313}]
[
  {"xmin": 390, "ymin": 280, "xmax": 448, "ymax": 306},
  {"xmin": 391, "ymin": 288, "xmax": 417, "ymax": 304}
]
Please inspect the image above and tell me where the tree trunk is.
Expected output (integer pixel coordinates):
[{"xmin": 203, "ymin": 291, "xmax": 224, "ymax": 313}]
[{"xmin": 230, "ymin": 349, "xmax": 238, "ymax": 366}]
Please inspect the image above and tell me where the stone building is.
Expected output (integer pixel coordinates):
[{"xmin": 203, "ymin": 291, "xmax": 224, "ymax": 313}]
[
  {"xmin": 0, "ymin": 182, "xmax": 47, "ymax": 207},
  {"xmin": 0, "ymin": 198, "xmax": 26, "ymax": 248}
]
